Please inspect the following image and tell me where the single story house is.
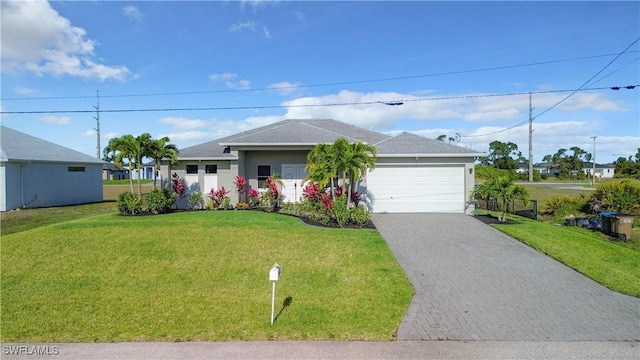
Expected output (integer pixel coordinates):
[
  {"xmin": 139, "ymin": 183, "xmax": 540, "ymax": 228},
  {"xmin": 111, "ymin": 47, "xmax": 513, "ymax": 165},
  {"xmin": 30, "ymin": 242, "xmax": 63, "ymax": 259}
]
[
  {"xmin": 161, "ymin": 119, "xmax": 484, "ymax": 214},
  {"xmin": 103, "ymin": 162, "xmax": 129, "ymax": 180},
  {"xmin": 1, "ymin": 126, "xmax": 104, "ymax": 211},
  {"xmin": 582, "ymin": 162, "xmax": 615, "ymax": 179}
]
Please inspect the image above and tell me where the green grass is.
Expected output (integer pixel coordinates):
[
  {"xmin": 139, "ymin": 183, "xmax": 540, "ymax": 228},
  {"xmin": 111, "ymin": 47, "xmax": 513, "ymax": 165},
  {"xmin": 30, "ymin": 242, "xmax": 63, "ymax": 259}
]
[
  {"xmin": 1, "ymin": 211, "xmax": 413, "ymax": 342},
  {"xmin": 492, "ymin": 216, "xmax": 640, "ymax": 297},
  {"xmin": 1, "ymin": 202, "xmax": 116, "ymax": 236}
]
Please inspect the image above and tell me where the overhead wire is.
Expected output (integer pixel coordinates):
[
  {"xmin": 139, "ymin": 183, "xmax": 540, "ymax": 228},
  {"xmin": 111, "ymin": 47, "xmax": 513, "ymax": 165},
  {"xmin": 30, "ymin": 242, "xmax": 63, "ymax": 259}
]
[
  {"xmin": 1, "ymin": 85, "xmax": 636, "ymax": 115},
  {"xmin": 462, "ymin": 37, "xmax": 640, "ymax": 138},
  {"xmin": 1, "ymin": 51, "xmax": 638, "ymax": 101}
]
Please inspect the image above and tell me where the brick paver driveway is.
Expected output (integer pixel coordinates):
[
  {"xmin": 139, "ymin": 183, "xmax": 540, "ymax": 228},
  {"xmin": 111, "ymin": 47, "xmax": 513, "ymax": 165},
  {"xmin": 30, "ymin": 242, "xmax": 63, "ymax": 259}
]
[{"xmin": 372, "ymin": 213, "xmax": 640, "ymax": 341}]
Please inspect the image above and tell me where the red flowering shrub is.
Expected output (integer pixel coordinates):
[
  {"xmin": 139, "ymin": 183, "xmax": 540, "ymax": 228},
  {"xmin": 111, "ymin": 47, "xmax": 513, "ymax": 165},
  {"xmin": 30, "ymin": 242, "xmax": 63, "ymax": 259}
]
[
  {"xmin": 234, "ymin": 175, "xmax": 247, "ymax": 202},
  {"xmin": 321, "ymin": 192, "xmax": 333, "ymax": 210},
  {"xmin": 302, "ymin": 183, "xmax": 321, "ymax": 202},
  {"xmin": 334, "ymin": 185, "xmax": 344, "ymax": 198},
  {"xmin": 248, "ymin": 188, "xmax": 260, "ymax": 206},
  {"xmin": 171, "ymin": 173, "xmax": 187, "ymax": 199},
  {"xmin": 208, "ymin": 186, "xmax": 230, "ymax": 209}
]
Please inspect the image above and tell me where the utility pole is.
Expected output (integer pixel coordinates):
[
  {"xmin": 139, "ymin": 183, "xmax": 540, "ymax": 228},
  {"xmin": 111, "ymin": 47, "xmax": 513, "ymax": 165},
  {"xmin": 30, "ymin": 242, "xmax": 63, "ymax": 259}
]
[
  {"xmin": 93, "ymin": 90, "xmax": 100, "ymax": 159},
  {"xmin": 528, "ymin": 93, "xmax": 534, "ymax": 182},
  {"xmin": 590, "ymin": 136, "xmax": 597, "ymax": 184}
]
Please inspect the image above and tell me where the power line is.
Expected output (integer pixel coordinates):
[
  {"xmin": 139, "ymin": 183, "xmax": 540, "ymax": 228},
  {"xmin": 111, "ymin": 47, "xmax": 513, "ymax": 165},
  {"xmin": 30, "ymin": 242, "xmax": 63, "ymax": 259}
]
[
  {"xmin": 533, "ymin": 37, "xmax": 640, "ymax": 121},
  {"xmin": 464, "ymin": 38, "xmax": 640, "ymax": 139},
  {"xmin": 1, "ymin": 85, "xmax": 636, "ymax": 115},
  {"xmin": 2, "ymin": 51, "xmax": 638, "ymax": 101}
]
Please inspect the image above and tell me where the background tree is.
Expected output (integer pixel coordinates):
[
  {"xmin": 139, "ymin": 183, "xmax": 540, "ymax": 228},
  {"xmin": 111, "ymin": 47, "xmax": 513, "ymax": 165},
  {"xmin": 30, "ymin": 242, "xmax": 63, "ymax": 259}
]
[
  {"xmin": 614, "ymin": 148, "xmax": 640, "ymax": 179},
  {"xmin": 545, "ymin": 146, "xmax": 590, "ymax": 179},
  {"xmin": 482, "ymin": 140, "xmax": 521, "ymax": 170}
]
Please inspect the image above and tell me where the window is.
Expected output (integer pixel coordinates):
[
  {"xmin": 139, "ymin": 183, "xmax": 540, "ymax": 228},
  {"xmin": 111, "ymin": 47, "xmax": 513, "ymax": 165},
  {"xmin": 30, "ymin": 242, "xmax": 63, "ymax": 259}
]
[
  {"xmin": 68, "ymin": 166, "xmax": 85, "ymax": 172},
  {"xmin": 205, "ymin": 165, "xmax": 217, "ymax": 174},
  {"xmin": 186, "ymin": 165, "xmax": 198, "ymax": 174},
  {"xmin": 258, "ymin": 165, "xmax": 271, "ymax": 186}
]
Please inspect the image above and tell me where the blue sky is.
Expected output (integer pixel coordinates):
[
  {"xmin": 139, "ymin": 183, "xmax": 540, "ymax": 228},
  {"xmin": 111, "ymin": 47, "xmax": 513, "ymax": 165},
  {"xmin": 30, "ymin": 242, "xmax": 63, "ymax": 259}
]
[{"xmin": 1, "ymin": 0, "xmax": 639, "ymax": 164}]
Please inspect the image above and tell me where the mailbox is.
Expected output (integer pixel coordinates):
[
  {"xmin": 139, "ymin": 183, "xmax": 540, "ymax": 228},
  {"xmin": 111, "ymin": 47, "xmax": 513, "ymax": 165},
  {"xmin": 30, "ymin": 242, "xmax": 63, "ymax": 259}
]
[{"xmin": 269, "ymin": 263, "xmax": 281, "ymax": 282}]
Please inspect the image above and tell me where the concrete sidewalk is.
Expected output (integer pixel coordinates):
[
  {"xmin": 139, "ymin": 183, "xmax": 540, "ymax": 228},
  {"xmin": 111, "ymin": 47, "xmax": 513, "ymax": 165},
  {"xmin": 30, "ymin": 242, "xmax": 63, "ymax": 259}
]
[{"xmin": 1, "ymin": 341, "xmax": 638, "ymax": 360}]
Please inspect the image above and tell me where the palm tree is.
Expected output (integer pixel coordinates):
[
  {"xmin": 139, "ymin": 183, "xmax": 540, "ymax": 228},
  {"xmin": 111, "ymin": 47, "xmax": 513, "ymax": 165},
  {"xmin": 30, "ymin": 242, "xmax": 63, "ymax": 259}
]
[
  {"xmin": 344, "ymin": 141, "xmax": 376, "ymax": 205},
  {"xmin": 147, "ymin": 137, "xmax": 179, "ymax": 188},
  {"xmin": 306, "ymin": 143, "xmax": 338, "ymax": 198},
  {"xmin": 472, "ymin": 176, "xmax": 529, "ymax": 222},
  {"xmin": 104, "ymin": 135, "xmax": 136, "ymax": 193},
  {"xmin": 130, "ymin": 133, "xmax": 153, "ymax": 195}
]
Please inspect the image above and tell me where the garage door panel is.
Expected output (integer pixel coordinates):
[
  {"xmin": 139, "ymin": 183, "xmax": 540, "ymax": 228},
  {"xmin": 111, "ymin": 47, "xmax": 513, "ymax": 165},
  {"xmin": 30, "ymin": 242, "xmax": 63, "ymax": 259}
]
[{"xmin": 366, "ymin": 166, "xmax": 464, "ymax": 213}]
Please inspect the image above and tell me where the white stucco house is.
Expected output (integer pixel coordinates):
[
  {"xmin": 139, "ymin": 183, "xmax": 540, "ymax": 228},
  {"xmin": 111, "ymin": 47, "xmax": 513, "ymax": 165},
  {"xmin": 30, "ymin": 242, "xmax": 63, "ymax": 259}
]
[
  {"xmin": 161, "ymin": 119, "xmax": 484, "ymax": 214},
  {"xmin": 0, "ymin": 126, "xmax": 104, "ymax": 211}
]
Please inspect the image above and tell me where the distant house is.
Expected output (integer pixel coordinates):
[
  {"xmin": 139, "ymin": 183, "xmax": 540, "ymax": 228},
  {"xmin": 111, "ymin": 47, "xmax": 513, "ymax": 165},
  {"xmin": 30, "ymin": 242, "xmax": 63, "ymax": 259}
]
[
  {"xmin": 1, "ymin": 126, "xmax": 104, "ymax": 211},
  {"xmin": 515, "ymin": 163, "xmax": 549, "ymax": 174},
  {"xmin": 103, "ymin": 163, "xmax": 129, "ymax": 180},
  {"xmin": 582, "ymin": 162, "xmax": 615, "ymax": 179},
  {"xmin": 131, "ymin": 161, "xmax": 156, "ymax": 181},
  {"xmin": 162, "ymin": 119, "xmax": 484, "ymax": 214}
]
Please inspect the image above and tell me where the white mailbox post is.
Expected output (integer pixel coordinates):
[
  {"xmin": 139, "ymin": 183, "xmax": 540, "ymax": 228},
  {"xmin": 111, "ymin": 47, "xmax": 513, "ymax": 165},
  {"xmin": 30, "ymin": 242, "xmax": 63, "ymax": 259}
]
[{"xmin": 269, "ymin": 263, "xmax": 281, "ymax": 325}]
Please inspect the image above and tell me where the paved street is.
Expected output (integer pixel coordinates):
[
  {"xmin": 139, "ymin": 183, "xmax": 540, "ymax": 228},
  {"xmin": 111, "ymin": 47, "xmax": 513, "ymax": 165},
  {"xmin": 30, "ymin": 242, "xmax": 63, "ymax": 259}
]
[{"xmin": 372, "ymin": 213, "xmax": 640, "ymax": 341}]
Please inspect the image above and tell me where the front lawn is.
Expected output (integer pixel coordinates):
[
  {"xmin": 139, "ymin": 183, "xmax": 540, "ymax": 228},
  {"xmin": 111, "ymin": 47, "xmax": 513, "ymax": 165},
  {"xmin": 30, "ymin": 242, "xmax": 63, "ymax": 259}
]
[
  {"xmin": 492, "ymin": 216, "xmax": 640, "ymax": 297},
  {"xmin": 1, "ymin": 211, "xmax": 413, "ymax": 342}
]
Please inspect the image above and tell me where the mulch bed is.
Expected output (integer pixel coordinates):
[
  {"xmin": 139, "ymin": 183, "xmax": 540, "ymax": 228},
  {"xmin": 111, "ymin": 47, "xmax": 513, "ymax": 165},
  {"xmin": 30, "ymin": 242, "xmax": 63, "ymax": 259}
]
[{"xmin": 472, "ymin": 214, "xmax": 516, "ymax": 225}]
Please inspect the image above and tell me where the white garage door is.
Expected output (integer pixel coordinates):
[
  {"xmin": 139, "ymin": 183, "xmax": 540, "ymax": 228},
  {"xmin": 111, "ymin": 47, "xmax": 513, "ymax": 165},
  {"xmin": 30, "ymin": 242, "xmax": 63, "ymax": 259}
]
[{"xmin": 366, "ymin": 165, "xmax": 465, "ymax": 213}]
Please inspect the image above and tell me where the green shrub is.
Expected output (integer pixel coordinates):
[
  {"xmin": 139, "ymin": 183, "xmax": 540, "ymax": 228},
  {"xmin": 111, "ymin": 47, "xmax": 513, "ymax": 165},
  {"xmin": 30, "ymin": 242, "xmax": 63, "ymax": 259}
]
[
  {"xmin": 515, "ymin": 170, "xmax": 542, "ymax": 182},
  {"xmin": 590, "ymin": 181, "xmax": 640, "ymax": 216},
  {"xmin": 117, "ymin": 191, "xmax": 142, "ymax": 216},
  {"xmin": 350, "ymin": 206, "xmax": 371, "ymax": 227},
  {"xmin": 474, "ymin": 165, "xmax": 513, "ymax": 181},
  {"xmin": 187, "ymin": 191, "xmax": 203, "ymax": 210},
  {"xmin": 333, "ymin": 195, "xmax": 349, "ymax": 227},
  {"xmin": 541, "ymin": 195, "xmax": 589, "ymax": 218},
  {"xmin": 235, "ymin": 202, "xmax": 249, "ymax": 210},
  {"xmin": 146, "ymin": 188, "xmax": 176, "ymax": 214}
]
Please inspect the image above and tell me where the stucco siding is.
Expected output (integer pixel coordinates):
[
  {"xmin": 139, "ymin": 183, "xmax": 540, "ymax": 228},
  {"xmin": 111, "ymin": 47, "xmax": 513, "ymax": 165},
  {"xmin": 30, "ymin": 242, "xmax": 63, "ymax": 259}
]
[
  {"xmin": 243, "ymin": 150, "xmax": 309, "ymax": 189},
  {"xmin": 1, "ymin": 162, "xmax": 102, "ymax": 211}
]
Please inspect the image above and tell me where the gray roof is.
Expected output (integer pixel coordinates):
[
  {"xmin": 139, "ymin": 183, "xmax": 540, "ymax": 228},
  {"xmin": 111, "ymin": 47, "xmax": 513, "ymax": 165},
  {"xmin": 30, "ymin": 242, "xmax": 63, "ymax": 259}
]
[
  {"xmin": 179, "ymin": 119, "xmax": 484, "ymax": 159},
  {"xmin": 374, "ymin": 132, "xmax": 483, "ymax": 157},
  {"xmin": 1, "ymin": 126, "xmax": 105, "ymax": 164}
]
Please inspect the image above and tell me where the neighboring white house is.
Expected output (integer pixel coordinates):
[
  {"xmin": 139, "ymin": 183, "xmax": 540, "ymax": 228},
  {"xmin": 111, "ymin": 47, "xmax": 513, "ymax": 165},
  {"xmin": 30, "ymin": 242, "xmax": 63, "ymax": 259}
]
[
  {"xmin": 0, "ymin": 126, "xmax": 104, "ymax": 211},
  {"xmin": 582, "ymin": 162, "xmax": 616, "ymax": 179},
  {"xmin": 161, "ymin": 119, "xmax": 485, "ymax": 214}
]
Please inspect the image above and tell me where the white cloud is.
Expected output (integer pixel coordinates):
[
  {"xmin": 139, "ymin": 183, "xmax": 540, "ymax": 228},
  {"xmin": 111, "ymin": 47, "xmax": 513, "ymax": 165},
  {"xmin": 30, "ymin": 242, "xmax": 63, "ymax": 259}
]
[
  {"xmin": 103, "ymin": 132, "xmax": 119, "ymax": 140},
  {"xmin": 1, "ymin": 0, "xmax": 131, "ymax": 81},
  {"xmin": 268, "ymin": 81, "xmax": 302, "ymax": 96},
  {"xmin": 159, "ymin": 117, "xmax": 209, "ymax": 130},
  {"xmin": 122, "ymin": 5, "xmax": 143, "ymax": 21},
  {"xmin": 82, "ymin": 130, "xmax": 97, "ymax": 137},
  {"xmin": 40, "ymin": 115, "xmax": 71, "ymax": 125},
  {"xmin": 230, "ymin": 21, "xmax": 256, "ymax": 32},
  {"xmin": 14, "ymin": 87, "xmax": 37, "ymax": 95},
  {"xmin": 157, "ymin": 115, "xmax": 283, "ymax": 148},
  {"xmin": 209, "ymin": 72, "xmax": 251, "ymax": 89},
  {"xmin": 262, "ymin": 26, "xmax": 272, "ymax": 39},
  {"xmin": 229, "ymin": 20, "xmax": 271, "ymax": 39}
]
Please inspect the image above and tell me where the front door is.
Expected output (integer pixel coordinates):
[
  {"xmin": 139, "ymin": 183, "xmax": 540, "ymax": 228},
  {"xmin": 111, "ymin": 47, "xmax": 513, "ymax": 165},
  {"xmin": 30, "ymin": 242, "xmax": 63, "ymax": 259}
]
[{"xmin": 281, "ymin": 164, "xmax": 307, "ymax": 203}]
